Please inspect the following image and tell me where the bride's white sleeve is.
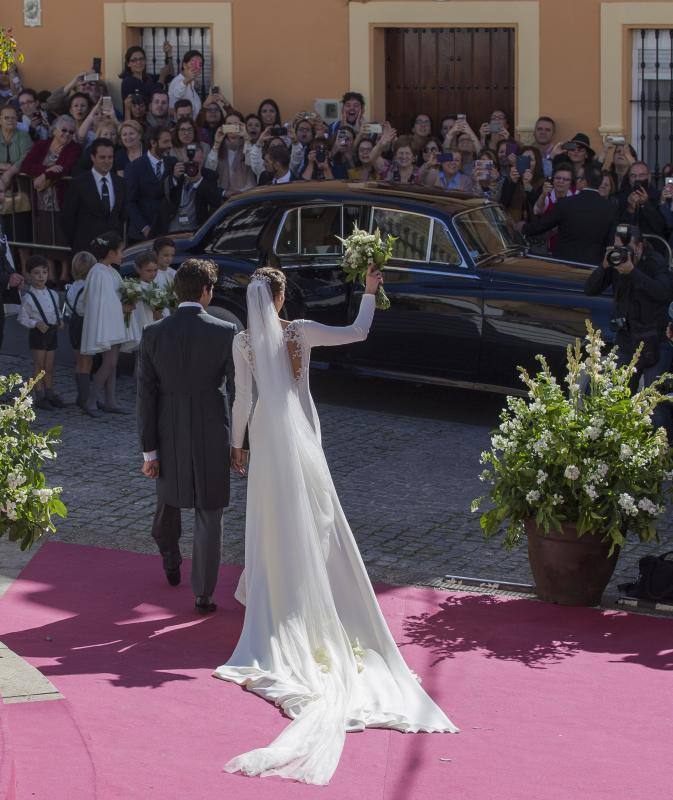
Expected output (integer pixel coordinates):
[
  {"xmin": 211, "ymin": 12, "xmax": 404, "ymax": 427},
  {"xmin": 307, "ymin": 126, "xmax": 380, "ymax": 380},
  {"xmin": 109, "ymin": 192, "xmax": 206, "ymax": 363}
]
[
  {"xmin": 301, "ymin": 293, "xmax": 376, "ymax": 349},
  {"xmin": 231, "ymin": 335, "xmax": 253, "ymax": 449}
]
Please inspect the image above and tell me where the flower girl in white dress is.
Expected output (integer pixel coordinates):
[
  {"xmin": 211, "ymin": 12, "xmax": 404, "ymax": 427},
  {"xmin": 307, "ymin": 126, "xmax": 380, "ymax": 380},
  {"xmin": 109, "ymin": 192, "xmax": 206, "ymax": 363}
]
[
  {"xmin": 214, "ymin": 266, "xmax": 457, "ymax": 785},
  {"xmin": 80, "ymin": 231, "xmax": 129, "ymax": 416}
]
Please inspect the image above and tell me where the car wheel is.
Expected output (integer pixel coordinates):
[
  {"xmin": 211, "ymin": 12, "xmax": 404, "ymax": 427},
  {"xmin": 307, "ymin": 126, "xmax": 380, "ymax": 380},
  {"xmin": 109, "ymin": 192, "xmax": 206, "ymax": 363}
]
[{"xmin": 207, "ymin": 304, "xmax": 245, "ymax": 331}]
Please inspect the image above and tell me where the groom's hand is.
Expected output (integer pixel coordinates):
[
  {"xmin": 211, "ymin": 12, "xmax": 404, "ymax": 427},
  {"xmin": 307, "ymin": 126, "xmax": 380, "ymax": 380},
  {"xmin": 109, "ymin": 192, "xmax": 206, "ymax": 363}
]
[{"xmin": 141, "ymin": 459, "xmax": 160, "ymax": 479}]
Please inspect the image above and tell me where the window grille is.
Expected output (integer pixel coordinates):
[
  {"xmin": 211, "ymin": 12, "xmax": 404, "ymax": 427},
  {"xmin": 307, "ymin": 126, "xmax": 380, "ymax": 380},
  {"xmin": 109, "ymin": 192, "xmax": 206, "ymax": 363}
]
[
  {"xmin": 137, "ymin": 26, "xmax": 213, "ymax": 101},
  {"xmin": 631, "ymin": 29, "xmax": 673, "ymax": 182}
]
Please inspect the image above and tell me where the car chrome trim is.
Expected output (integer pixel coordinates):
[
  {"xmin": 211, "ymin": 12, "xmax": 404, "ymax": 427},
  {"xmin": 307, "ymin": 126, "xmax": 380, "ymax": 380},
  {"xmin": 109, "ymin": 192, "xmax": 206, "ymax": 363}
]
[{"xmin": 384, "ymin": 265, "xmax": 480, "ymax": 280}]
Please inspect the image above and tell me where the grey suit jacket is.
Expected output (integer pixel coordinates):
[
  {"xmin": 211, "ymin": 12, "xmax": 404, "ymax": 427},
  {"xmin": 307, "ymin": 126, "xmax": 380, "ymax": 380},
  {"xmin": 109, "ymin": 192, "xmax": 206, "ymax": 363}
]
[{"xmin": 137, "ymin": 305, "xmax": 236, "ymax": 509}]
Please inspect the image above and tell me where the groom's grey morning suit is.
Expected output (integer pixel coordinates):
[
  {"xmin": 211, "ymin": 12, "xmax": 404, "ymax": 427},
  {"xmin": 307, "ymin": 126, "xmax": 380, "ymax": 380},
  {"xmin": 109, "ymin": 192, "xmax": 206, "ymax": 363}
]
[{"xmin": 137, "ymin": 303, "xmax": 236, "ymax": 597}]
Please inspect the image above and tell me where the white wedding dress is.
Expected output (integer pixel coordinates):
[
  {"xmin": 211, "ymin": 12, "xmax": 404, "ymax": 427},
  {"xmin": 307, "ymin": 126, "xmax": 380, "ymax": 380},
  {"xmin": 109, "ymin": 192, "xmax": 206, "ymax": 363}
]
[{"xmin": 213, "ymin": 280, "xmax": 458, "ymax": 785}]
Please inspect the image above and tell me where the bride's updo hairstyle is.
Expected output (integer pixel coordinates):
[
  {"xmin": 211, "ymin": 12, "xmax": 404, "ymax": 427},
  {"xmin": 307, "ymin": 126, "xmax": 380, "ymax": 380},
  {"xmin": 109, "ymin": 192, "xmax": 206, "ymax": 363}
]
[{"xmin": 250, "ymin": 267, "xmax": 286, "ymax": 298}]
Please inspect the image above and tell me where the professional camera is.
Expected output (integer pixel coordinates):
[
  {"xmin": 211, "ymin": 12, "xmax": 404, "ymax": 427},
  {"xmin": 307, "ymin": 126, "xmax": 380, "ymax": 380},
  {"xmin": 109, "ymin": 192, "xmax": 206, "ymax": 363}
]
[
  {"xmin": 184, "ymin": 143, "xmax": 199, "ymax": 177},
  {"xmin": 315, "ymin": 145, "xmax": 326, "ymax": 164},
  {"xmin": 606, "ymin": 246, "xmax": 633, "ymax": 267},
  {"xmin": 131, "ymin": 90, "xmax": 144, "ymax": 107}
]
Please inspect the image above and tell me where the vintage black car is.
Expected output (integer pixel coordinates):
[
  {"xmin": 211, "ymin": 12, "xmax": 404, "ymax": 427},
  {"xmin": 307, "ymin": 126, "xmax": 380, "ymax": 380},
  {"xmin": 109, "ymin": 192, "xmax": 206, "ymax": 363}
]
[{"xmin": 122, "ymin": 181, "xmax": 615, "ymax": 395}]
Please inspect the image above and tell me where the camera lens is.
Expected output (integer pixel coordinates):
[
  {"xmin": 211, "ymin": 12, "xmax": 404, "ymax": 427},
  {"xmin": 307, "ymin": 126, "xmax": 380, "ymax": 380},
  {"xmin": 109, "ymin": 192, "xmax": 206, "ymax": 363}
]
[{"xmin": 607, "ymin": 248, "xmax": 627, "ymax": 267}]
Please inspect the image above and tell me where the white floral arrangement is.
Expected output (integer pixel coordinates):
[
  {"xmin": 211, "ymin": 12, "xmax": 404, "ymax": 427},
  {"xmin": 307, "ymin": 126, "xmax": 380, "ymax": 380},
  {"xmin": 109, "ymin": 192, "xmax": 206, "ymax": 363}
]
[
  {"xmin": 337, "ymin": 225, "xmax": 395, "ymax": 310},
  {"xmin": 472, "ymin": 323, "xmax": 673, "ymax": 555},
  {"xmin": 120, "ymin": 277, "xmax": 143, "ymax": 326},
  {"xmin": 0, "ymin": 374, "xmax": 66, "ymax": 550},
  {"xmin": 141, "ymin": 283, "xmax": 169, "ymax": 314}
]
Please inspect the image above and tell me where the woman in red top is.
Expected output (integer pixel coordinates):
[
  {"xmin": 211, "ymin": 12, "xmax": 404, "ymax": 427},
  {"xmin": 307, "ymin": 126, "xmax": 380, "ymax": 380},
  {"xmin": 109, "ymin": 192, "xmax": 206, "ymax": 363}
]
[{"xmin": 21, "ymin": 114, "xmax": 81, "ymax": 282}]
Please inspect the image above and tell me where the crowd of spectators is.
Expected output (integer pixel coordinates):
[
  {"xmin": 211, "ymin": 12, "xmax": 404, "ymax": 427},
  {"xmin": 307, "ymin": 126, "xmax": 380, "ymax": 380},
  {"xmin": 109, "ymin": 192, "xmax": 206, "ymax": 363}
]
[
  {"xmin": 0, "ymin": 48, "xmax": 673, "ymax": 277},
  {"xmin": 1, "ymin": 47, "xmax": 673, "ymax": 431}
]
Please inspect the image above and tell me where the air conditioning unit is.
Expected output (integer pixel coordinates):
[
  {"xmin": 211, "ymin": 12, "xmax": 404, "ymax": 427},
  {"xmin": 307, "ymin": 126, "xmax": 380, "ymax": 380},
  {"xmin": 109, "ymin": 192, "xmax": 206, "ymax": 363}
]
[{"xmin": 314, "ymin": 99, "xmax": 340, "ymax": 124}]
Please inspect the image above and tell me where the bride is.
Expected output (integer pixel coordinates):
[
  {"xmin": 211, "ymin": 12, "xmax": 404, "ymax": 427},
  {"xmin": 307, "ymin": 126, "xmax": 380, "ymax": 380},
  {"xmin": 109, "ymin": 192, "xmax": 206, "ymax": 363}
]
[{"xmin": 213, "ymin": 264, "xmax": 458, "ymax": 784}]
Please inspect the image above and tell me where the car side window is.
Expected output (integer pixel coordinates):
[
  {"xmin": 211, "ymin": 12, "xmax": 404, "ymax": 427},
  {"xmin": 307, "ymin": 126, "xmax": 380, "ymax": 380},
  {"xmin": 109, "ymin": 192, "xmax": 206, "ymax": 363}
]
[
  {"xmin": 430, "ymin": 221, "xmax": 462, "ymax": 266},
  {"xmin": 275, "ymin": 208, "xmax": 299, "ymax": 255},
  {"xmin": 300, "ymin": 205, "xmax": 342, "ymax": 255},
  {"xmin": 206, "ymin": 205, "xmax": 275, "ymax": 254},
  {"xmin": 370, "ymin": 208, "xmax": 431, "ymax": 262}
]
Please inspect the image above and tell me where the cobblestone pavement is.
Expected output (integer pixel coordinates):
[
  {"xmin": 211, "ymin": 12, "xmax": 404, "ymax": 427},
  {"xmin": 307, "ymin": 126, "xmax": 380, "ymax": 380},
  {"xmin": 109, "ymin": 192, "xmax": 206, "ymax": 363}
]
[{"xmin": 1, "ymin": 350, "xmax": 671, "ymax": 597}]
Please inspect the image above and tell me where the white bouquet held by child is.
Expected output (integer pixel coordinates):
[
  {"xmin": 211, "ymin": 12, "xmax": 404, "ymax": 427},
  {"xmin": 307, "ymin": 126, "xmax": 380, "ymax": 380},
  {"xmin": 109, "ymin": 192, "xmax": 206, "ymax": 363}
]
[
  {"xmin": 119, "ymin": 278, "xmax": 143, "ymax": 326},
  {"xmin": 338, "ymin": 225, "xmax": 395, "ymax": 310}
]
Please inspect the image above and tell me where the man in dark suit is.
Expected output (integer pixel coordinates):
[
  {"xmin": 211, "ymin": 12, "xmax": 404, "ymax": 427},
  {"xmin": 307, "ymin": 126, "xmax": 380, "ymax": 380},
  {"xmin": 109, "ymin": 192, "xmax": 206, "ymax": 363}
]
[
  {"xmin": 137, "ymin": 258, "xmax": 236, "ymax": 614},
  {"xmin": 61, "ymin": 138, "xmax": 127, "ymax": 253},
  {"xmin": 257, "ymin": 144, "xmax": 301, "ymax": 186},
  {"xmin": 522, "ymin": 162, "xmax": 617, "ymax": 265},
  {"xmin": 125, "ymin": 125, "xmax": 177, "ymax": 242},
  {"xmin": 0, "ymin": 184, "xmax": 24, "ymax": 350}
]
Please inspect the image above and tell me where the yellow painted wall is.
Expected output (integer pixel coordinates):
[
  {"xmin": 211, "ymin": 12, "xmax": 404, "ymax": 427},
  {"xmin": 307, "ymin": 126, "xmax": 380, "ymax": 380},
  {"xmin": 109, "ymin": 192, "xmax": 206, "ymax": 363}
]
[{"xmin": 3, "ymin": 0, "xmax": 673, "ymax": 149}]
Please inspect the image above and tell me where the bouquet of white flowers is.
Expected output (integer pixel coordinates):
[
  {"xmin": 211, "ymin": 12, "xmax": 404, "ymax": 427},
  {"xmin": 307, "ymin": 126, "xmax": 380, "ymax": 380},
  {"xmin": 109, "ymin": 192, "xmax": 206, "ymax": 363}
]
[
  {"xmin": 142, "ymin": 283, "xmax": 168, "ymax": 314},
  {"xmin": 119, "ymin": 278, "xmax": 143, "ymax": 326},
  {"xmin": 0, "ymin": 374, "xmax": 66, "ymax": 550},
  {"xmin": 337, "ymin": 225, "xmax": 395, "ymax": 310},
  {"xmin": 163, "ymin": 281, "xmax": 178, "ymax": 311}
]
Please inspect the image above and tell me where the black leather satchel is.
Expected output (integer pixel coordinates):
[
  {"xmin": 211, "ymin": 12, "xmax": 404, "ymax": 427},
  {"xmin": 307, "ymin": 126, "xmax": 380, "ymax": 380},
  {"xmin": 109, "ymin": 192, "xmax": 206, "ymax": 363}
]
[{"xmin": 621, "ymin": 551, "xmax": 673, "ymax": 602}]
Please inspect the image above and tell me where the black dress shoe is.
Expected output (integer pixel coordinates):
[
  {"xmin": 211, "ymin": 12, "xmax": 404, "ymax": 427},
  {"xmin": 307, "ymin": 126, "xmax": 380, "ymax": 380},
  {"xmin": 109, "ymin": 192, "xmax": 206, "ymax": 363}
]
[
  {"xmin": 195, "ymin": 596, "xmax": 217, "ymax": 614},
  {"xmin": 165, "ymin": 567, "xmax": 181, "ymax": 586}
]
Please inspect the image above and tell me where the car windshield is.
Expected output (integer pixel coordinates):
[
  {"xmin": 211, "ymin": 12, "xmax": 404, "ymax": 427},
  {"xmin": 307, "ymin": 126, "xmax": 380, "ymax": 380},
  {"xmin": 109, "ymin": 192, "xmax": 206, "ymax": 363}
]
[{"xmin": 453, "ymin": 205, "xmax": 524, "ymax": 263}]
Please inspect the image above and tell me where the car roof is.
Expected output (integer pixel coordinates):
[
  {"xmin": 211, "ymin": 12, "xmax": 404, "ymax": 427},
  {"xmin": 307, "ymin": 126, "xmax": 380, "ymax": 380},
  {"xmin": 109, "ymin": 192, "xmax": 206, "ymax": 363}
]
[{"xmin": 230, "ymin": 180, "xmax": 495, "ymax": 214}]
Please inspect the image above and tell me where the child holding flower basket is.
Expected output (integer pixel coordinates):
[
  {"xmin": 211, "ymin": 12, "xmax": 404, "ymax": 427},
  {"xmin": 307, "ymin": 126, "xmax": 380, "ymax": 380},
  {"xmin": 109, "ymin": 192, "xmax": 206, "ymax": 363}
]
[{"xmin": 80, "ymin": 231, "xmax": 131, "ymax": 417}]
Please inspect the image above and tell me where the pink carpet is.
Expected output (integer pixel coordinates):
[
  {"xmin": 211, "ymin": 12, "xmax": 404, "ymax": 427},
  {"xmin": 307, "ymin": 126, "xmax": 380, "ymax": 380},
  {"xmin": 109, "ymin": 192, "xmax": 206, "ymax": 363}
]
[{"xmin": 0, "ymin": 542, "xmax": 672, "ymax": 799}]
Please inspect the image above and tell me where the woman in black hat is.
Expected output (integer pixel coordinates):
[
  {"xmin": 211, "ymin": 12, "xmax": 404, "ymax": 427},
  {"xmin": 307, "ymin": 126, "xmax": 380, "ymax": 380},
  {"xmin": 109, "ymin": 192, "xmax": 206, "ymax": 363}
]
[{"xmin": 553, "ymin": 132, "xmax": 595, "ymax": 178}]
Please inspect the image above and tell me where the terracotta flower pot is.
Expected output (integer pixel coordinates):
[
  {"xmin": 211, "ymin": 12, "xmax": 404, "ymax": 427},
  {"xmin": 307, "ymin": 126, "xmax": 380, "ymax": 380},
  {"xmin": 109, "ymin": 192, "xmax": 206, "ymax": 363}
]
[{"xmin": 525, "ymin": 520, "xmax": 620, "ymax": 607}]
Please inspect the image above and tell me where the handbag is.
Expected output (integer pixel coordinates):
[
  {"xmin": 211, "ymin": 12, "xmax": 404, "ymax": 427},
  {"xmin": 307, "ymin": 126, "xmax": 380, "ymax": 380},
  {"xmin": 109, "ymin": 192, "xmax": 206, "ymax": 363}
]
[
  {"xmin": 0, "ymin": 143, "xmax": 32, "ymax": 215},
  {"xmin": 0, "ymin": 186, "xmax": 31, "ymax": 215},
  {"xmin": 620, "ymin": 551, "xmax": 673, "ymax": 602}
]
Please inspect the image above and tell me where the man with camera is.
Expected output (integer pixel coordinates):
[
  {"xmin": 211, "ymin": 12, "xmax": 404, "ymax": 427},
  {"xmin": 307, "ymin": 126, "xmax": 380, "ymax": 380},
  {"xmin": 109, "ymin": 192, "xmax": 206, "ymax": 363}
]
[
  {"xmin": 585, "ymin": 224, "xmax": 673, "ymax": 429},
  {"xmin": 157, "ymin": 145, "xmax": 222, "ymax": 235},
  {"xmin": 618, "ymin": 161, "xmax": 668, "ymax": 239}
]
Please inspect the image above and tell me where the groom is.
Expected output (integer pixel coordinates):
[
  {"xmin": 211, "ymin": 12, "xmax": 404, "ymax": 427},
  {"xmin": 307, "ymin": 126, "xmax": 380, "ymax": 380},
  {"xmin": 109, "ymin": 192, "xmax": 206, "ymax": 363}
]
[{"xmin": 137, "ymin": 258, "xmax": 236, "ymax": 614}]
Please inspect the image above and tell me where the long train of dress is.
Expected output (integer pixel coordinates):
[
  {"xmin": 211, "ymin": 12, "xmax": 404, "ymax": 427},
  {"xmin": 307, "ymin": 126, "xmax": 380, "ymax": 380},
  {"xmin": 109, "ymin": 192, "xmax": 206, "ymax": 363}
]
[{"xmin": 213, "ymin": 292, "xmax": 458, "ymax": 784}]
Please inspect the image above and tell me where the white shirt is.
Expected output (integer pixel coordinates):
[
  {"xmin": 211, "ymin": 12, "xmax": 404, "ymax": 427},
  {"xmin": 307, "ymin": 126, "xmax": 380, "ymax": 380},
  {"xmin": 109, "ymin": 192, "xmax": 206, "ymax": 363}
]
[
  {"xmin": 147, "ymin": 152, "xmax": 164, "ymax": 180},
  {"xmin": 18, "ymin": 286, "xmax": 61, "ymax": 329},
  {"xmin": 168, "ymin": 74, "xmax": 201, "ymax": 117},
  {"xmin": 143, "ymin": 300, "xmax": 204, "ymax": 460},
  {"xmin": 92, "ymin": 168, "xmax": 115, "ymax": 209},
  {"xmin": 65, "ymin": 279, "xmax": 86, "ymax": 316},
  {"xmin": 272, "ymin": 170, "xmax": 292, "ymax": 185}
]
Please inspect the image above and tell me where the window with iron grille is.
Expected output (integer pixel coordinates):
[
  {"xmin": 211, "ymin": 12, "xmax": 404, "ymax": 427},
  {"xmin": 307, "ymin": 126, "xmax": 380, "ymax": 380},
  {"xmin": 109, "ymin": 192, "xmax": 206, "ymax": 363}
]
[
  {"xmin": 137, "ymin": 26, "xmax": 213, "ymax": 101},
  {"xmin": 631, "ymin": 29, "xmax": 673, "ymax": 182}
]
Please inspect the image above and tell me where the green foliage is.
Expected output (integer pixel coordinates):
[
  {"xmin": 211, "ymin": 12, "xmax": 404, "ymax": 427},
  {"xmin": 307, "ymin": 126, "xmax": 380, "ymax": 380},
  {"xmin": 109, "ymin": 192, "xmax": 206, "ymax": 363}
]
[
  {"xmin": 472, "ymin": 323, "xmax": 673, "ymax": 556},
  {"xmin": 0, "ymin": 374, "xmax": 66, "ymax": 550}
]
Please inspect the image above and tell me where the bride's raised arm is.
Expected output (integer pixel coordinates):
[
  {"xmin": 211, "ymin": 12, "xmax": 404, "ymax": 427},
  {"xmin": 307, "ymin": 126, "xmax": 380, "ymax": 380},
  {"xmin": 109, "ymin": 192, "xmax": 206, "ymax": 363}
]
[
  {"xmin": 301, "ymin": 267, "xmax": 383, "ymax": 349},
  {"xmin": 231, "ymin": 335, "xmax": 253, "ymax": 449}
]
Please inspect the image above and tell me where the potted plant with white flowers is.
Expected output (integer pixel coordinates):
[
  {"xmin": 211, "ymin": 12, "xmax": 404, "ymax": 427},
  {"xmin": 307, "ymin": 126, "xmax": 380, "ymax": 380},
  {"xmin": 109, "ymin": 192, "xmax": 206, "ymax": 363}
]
[
  {"xmin": 472, "ymin": 323, "xmax": 673, "ymax": 606},
  {"xmin": 0, "ymin": 374, "xmax": 66, "ymax": 550}
]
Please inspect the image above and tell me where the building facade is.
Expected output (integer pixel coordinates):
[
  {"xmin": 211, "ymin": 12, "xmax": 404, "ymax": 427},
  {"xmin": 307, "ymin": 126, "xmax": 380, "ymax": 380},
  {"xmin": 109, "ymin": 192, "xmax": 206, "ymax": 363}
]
[{"xmin": 4, "ymin": 0, "xmax": 673, "ymax": 168}]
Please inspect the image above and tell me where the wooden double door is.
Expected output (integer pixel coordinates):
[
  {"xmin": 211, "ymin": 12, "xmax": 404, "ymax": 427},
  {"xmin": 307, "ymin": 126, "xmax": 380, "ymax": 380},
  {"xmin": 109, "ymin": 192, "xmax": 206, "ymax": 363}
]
[{"xmin": 385, "ymin": 27, "xmax": 515, "ymax": 136}]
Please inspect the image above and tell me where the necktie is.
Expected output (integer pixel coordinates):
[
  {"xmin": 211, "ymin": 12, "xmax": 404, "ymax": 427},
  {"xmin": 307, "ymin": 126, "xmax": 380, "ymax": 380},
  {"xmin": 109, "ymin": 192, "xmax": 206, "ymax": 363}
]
[
  {"xmin": 100, "ymin": 176, "xmax": 111, "ymax": 216},
  {"xmin": 155, "ymin": 160, "xmax": 162, "ymax": 179}
]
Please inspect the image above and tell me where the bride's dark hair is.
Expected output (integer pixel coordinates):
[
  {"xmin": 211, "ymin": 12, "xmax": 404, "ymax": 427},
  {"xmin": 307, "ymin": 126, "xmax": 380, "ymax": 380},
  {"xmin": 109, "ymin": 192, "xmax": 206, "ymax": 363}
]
[{"xmin": 251, "ymin": 267, "xmax": 286, "ymax": 298}]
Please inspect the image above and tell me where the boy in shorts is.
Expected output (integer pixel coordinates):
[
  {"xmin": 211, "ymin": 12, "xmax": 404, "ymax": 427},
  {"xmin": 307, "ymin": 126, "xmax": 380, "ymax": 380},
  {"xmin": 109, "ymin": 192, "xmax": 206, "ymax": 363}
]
[{"xmin": 17, "ymin": 255, "xmax": 65, "ymax": 410}]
